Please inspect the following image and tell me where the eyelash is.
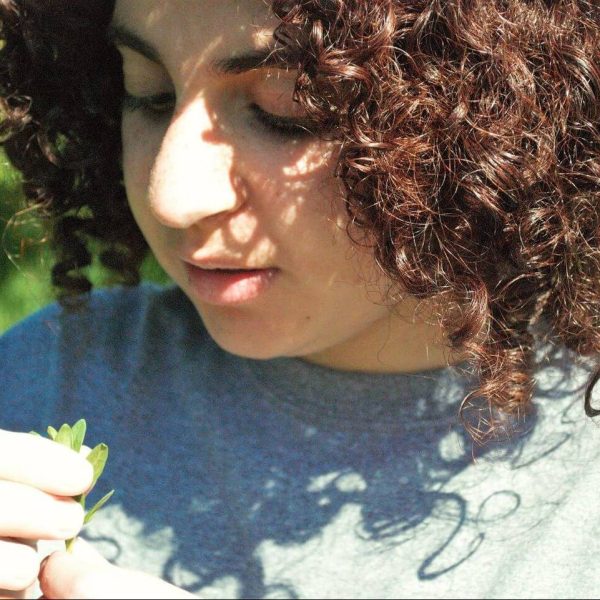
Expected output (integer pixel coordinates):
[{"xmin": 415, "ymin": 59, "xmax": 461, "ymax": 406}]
[{"xmin": 121, "ymin": 92, "xmax": 313, "ymax": 140}]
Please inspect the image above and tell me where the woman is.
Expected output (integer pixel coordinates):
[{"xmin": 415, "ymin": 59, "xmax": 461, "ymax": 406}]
[{"xmin": 1, "ymin": 0, "xmax": 599, "ymax": 597}]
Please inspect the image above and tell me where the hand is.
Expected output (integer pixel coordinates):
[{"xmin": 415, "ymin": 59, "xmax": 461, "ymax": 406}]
[
  {"xmin": 39, "ymin": 538, "xmax": 197, "ymax": 599},
  {"xmin": 0, "ymin": 429, "xmax": 93, "ymax": 599}
]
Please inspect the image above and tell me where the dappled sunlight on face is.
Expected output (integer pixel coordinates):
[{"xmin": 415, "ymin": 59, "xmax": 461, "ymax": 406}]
[
  {"xmin": 282, "ymin": 143, "xmax": 335, "ymax": 178},
  {"xmin": 113, "ymin": 0, "xmax": 450, "ymax": 373}
]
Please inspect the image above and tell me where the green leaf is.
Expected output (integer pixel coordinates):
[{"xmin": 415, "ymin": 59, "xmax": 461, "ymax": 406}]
[
  {"xmin": 70, "ymin": 419, "xmax": 87, "ymax": 452},
  {"xmin": 83, "ymin": 489, "xmax": 115, "ymax": 525},
  {"xmin": 55, "ymin": 424, "xmax": 73, "ymax": 449},
  {"xmin": 86, "ymin": 443, "xmax": 109, "ymax": 489},
  {"xmin": 42, "ymin": 419, "xmax": 114, "ymax": 552},
  {"xmin": 29, "ymin": 431, "xmax": 41, "ymax": 436}
]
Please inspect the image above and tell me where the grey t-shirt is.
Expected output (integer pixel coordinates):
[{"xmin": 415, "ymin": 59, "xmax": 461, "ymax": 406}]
[{"xmin": 1, "ymin": 284, "xmax": 599, "ymax": 599}]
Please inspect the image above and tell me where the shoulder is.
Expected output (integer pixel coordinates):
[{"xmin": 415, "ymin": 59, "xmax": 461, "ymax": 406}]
[
  {"xmin": 0, "ymin": 282, "xmax": 209, "ymax": 386},
  {"xmin": 0, "ymin": 283, "xmax": 213, "ymax": 432},
  {"xmin": 533, "ymin": 346, "xmax": 593, "ymax": 414},
  {"xmin": 1, "ymin": 283, "xmax": 195, "ymax": 349}
]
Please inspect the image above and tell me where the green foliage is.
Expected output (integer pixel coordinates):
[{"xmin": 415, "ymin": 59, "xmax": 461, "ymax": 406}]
[
  {"xmin": 34, "ymin": 419, "xmax": 114, "ymax": 552},
  {"xmin": 0, "ymin": 152, "xmax": 171, "ymax": 333},
  {"xmin": 0, "ymin": 155, "xmax": 55, "ymax": 331}
]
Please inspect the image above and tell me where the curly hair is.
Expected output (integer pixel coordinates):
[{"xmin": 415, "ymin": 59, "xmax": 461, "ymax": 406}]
[
  {"xmin": 0, "ymin": 0, "xmax": 145, "ymax": 291},
  {"xmin": 1, "ymin": 0, "xmax": 600, "ymax": 444}
]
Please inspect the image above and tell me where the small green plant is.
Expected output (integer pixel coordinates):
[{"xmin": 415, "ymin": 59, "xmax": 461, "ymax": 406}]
[{"xmin": 32, "ymin": 419, "xmax": 114, "ymax": 552}]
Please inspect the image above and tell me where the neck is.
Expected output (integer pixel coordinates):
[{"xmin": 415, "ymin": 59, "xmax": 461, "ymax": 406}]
[{"xmin": 301, "ymin": 297, "xmax": 463, "ymax": 374}]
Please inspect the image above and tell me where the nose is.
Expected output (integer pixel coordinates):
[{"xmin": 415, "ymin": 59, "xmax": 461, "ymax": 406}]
[{"xmin": 148, "ymin": 100, "xmax": 242, "ymax": 229}]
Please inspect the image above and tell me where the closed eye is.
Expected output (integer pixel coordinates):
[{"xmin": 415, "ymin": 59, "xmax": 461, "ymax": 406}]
[
  {"xmin": 122, "ymin": 92, "xmax": 175, "ymax": 119},
  {"xmin": 249, "ymin": 103, "xmax": 314, "ymax": 139},
  {"xmin": 121, "ymin": 92, "xmax": 314, "ymax": 140}
]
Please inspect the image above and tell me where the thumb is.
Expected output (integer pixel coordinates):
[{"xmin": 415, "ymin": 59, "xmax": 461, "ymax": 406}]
[
  {"xmin": 38, "ymin": 540, "xmax": 196, "ymax": 599},
  {"xmin": 62, "ymin": 538, "xmax": 107, "ymax": 565}
]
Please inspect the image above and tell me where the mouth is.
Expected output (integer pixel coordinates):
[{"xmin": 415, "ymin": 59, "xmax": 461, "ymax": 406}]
[
  {"xmin": 183, "ymin": 262, "xmax": 279, "ymax": 306},
  {"xmin": 203, "ymin": 267, "xmax": 260, "ymax": 274}
]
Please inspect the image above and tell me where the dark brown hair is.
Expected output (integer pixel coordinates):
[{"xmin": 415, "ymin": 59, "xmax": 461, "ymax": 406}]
[{"xmin": 1, "ymin": 0, "xmax": 600, "ymax": 444}]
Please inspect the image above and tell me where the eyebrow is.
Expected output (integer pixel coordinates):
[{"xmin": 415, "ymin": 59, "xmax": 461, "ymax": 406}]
[{"xmin": 106, "ymin": 23, "xmax": 284, "ymax": 75}]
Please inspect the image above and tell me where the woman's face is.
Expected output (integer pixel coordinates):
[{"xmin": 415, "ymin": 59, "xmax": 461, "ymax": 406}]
[{"xmin": 112, "ymin": 0, "xmax": 448, "ymax": 371}]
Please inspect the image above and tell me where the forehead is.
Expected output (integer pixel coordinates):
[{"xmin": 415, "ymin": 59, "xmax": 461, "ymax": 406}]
[{"xmin": 111, "ymin": 0, "xmax": 278, "ymax": 71}]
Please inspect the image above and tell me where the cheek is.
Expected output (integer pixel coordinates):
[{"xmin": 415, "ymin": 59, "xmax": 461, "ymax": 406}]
[
  {"xmin": 253, "ymin": 161, "xmax": 375, "ymax": 287},
  {"xmin": 245, "ymin": 140, "xmax": 341, "ymax": 218},
  {"xmin": 121, "ymin": 116, "xmax": 163, "ymax": 218}
]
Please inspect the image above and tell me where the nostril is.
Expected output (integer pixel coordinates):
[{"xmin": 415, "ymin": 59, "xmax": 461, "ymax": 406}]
[{"xmin": 200, "ymin": 128, "xmax": 222, "ymax": 143}]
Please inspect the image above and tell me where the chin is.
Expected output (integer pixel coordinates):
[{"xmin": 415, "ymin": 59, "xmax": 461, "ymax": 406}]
[
  {"xmin": 212, "ymin": 333, "xmax": 292, "ymax": 361},
  {"xmin": 198, "ymin": 314, "xmax": 294, "ymax": 361}
]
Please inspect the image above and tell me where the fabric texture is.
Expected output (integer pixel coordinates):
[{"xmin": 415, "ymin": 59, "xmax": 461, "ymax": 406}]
[{"xmin": 1, "ymin": 283, "xmax": 599, "ymax": 599}]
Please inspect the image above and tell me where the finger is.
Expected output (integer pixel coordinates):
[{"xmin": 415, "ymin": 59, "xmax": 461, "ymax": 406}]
[
  {"xmin": 0, "ymin": 431, "xmax": 93, "ymax": 496},
  {"xmin": 0, "ymin": 538, "xmax": 39, "ymax": 591},
  {"xmin": 39, "ymin": 550, "xmax": 197, "ymax": 600},
  {"xmin": 63, "ymin": 538, "xmax": 106, "ymax": 566},
  {"xmin": 0, "ymin": 589, "xmax": 29, "ymax": 599},
  {"xmin": 0, "ymin": 481, "xmax": 84, "ymax": 539}
]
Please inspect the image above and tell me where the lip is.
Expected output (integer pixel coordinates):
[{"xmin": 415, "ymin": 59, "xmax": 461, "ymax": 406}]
[
  {"xmin": 183, "ymin": 256, "xmax": 263, "ymax": 270},
  {"xmin": 183, "ymin": 261, "xmax": 279, "ymax": 306}
]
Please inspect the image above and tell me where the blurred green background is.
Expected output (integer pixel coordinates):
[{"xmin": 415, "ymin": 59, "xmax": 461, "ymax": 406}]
[{"xmin": 0, "ymin": 152, "xmax": 171, "ymax": 333}]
